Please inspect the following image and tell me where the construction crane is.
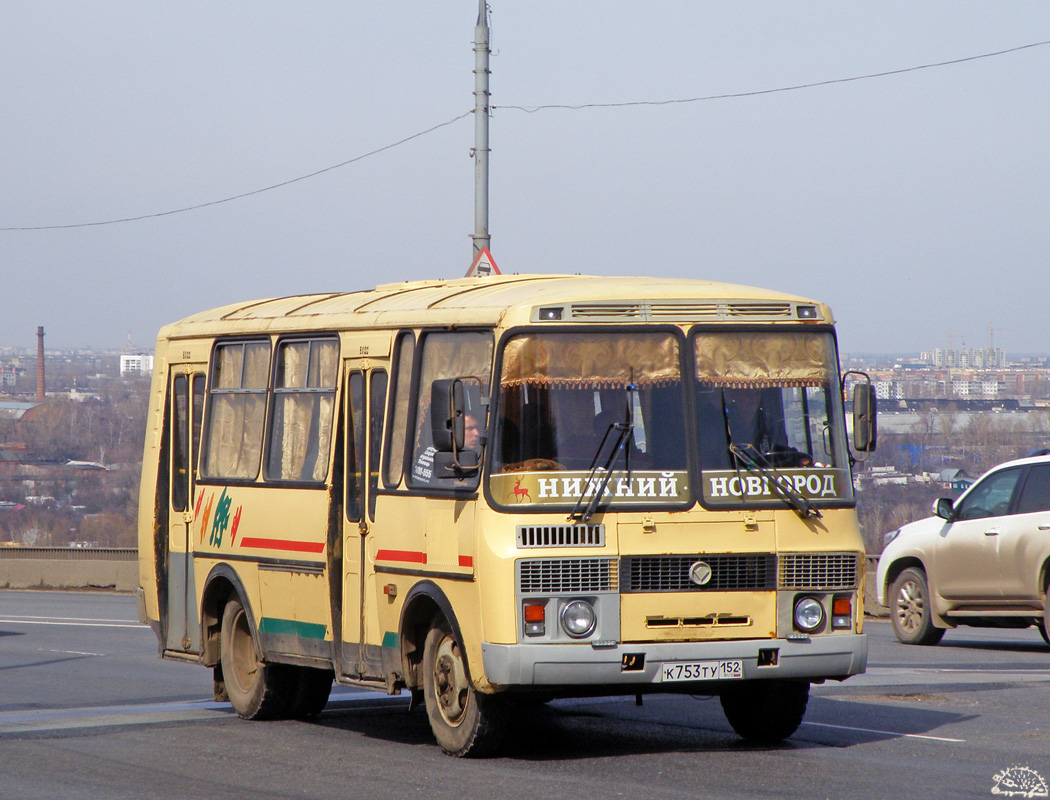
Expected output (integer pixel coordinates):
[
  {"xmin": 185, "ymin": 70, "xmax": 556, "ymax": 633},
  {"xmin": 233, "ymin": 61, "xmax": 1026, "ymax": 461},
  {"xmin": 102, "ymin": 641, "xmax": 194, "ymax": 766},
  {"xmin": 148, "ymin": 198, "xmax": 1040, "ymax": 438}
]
[{"xmin": 988, "ymin": 324, "xmax": 1011, "ymax": 351}]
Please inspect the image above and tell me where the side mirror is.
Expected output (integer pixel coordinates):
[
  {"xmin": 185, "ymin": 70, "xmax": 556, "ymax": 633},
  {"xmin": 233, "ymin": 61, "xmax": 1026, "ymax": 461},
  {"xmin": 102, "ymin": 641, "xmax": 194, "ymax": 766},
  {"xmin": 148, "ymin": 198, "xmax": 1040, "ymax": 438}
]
[
  {"xmin": 852, "ymin": 383, "xmax": 878, "ymax": 452},
  {"xmin": 430, "ymin": 378, "xmax": 465, "ymax": 453},
  {"xmin": 935, "ymin": 497, "xmax": 954, "ymax": 521}
]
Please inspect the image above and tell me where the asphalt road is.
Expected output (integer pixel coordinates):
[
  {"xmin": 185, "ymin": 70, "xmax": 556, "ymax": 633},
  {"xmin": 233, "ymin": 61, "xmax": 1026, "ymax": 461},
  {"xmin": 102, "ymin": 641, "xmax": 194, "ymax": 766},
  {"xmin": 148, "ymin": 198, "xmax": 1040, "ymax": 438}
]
[{"xmin": 1, "ymin": 590, "xmax": 1048, "ymax": 800}]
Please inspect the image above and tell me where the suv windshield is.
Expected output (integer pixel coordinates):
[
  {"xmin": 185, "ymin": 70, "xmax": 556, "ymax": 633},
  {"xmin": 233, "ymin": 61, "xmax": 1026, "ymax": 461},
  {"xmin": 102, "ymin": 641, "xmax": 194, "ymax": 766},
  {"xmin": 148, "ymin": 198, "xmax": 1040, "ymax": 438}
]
[
  {"xmin": 490, "ymin": 331, "xmax": 688, "ymax": 509},
  {"xmin": 693, "ymin": 329, "xmax": 853, "ymax": 508}
]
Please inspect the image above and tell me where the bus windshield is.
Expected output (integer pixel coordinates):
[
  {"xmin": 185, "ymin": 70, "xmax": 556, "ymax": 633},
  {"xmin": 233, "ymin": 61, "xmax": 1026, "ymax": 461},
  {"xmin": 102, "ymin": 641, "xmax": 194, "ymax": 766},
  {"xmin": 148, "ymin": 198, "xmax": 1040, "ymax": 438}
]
[
  {"xmin": 490, "ymin": 331, "xmax": 689, "ymax": 508},
  {"xmin": 488, "ymin": 328, "xmax": 853, "ymax": 511},
  {"xmin": 693, "ymin": 329, "xmax": 853, "ymax": 508}
]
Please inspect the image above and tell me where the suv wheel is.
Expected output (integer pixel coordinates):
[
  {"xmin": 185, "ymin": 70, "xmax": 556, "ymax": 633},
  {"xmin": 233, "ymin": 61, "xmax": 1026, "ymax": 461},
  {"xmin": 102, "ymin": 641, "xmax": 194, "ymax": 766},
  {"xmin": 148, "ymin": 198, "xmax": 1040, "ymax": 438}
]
[{"xmin": 889, "ymin": 567, "xmax": 945, "ymax": 646}]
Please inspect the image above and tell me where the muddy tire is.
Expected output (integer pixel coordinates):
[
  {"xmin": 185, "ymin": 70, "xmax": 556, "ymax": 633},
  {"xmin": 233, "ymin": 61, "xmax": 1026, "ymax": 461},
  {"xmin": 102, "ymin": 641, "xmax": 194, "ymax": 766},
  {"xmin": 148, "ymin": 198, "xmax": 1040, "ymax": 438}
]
[
  {"xmin": 284, "ymin": 666, "xmax": 333, "ymax": 719},
  {"xmin": 889, "ymin": 567, "xmax": 945, "ymax": 646},
  {"xmin": 220, "ymin": 597, "xmax": 287, "ymax": 720},
  {"xmin": 422, "ymin": 617, "xmax": 505, "ymax": 757},
  {"xmin": 720, "ymin": 680, "xmax": 809, "ymax": 743}
]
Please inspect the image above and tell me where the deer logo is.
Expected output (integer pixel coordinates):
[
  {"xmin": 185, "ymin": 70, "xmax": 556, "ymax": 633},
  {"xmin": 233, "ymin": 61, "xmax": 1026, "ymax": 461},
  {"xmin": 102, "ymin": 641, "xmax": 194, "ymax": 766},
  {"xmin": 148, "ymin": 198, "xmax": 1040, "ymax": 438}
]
[{"xmin": 509, "ymin": 477, "xmax": 531, "ymax": 503}]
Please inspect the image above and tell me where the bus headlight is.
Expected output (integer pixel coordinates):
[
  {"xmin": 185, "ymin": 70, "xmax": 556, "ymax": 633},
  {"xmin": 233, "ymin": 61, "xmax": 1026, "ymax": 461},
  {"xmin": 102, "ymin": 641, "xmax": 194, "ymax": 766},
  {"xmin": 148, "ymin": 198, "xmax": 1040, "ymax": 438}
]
[
  {"xmin": 560, "ymin": 600, "xmax": 596, "ymax": 638},
  {"xmin": 793, "ymin": 597, "xmax": 825, "ymax": 632}
]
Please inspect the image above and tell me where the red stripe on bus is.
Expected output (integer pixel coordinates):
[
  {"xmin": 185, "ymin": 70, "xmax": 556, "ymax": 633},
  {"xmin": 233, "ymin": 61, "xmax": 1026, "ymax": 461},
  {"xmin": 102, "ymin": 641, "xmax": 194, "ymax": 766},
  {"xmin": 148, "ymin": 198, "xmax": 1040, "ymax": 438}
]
[
  {"xmin": 376, "ymin": 549, "xmax": 427, "ymax": 564},
  {"xmin": 240, "ymin": 537, "xmax": 325, "ymax": 554}
]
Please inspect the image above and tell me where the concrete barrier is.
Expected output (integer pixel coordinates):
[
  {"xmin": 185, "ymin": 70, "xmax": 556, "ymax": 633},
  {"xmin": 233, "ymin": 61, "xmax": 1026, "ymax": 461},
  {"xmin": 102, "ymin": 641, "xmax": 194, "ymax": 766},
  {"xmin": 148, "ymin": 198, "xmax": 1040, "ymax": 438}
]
[
  {"xmin": 0, "ymin": 548, "xmax": 138, "ymax": 592},
  {"xmin": 0, "ymin": 549, "xmax": 890, "ymax": 615}
]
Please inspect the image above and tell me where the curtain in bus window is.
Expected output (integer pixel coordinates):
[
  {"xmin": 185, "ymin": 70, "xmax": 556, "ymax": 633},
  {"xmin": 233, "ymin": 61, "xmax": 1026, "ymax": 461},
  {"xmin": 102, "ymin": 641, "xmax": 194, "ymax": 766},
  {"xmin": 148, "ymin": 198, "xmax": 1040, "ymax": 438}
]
[
  {"xmin": 693, "ymin": 331, "xmax": 833, "ymax": 388},
  {"xmin": 267, "ymin": 339, "xmax": 338, "ymax": 482},
  {"xmin": 203, "ymin": 341, "xmax": 270, "ymax": 479},
  {"xmin": 493, "ymin": 332, "xmax": 686, "ymax": 474},
  {"xmin": 501, "ymin": 333, "xmax": 679, "ymax": 388}
]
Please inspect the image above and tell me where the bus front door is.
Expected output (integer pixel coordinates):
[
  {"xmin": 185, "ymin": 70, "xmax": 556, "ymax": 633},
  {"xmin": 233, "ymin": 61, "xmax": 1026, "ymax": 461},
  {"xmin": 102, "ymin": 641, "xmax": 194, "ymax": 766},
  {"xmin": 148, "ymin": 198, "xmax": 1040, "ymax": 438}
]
[
  {"xmin": 165, "ymin": 368, "xmax": 205, "ymax": 653},
  {"xmin": 341, "ymin": 366, "xmax": 388, "ymax": 680}
]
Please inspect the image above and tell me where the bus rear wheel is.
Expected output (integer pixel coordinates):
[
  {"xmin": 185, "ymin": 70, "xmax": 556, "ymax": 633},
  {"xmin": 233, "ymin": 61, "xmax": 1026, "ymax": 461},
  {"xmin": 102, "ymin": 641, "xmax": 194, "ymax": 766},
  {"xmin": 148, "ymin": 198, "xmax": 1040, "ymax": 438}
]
[
  {"xmin": 422, "ymin": 618, "xmax": 505, "ymax": 757},
  {"xmin": 283, "ymin": 666, "xmax": 333, "ymax": 719},
  {"xmin": 720, "ymin": 680, "xmax": 809, "ymax": 743},
  {"xmin": 220, "ymin": 597, "xmax": 287, "ymax": 720}
]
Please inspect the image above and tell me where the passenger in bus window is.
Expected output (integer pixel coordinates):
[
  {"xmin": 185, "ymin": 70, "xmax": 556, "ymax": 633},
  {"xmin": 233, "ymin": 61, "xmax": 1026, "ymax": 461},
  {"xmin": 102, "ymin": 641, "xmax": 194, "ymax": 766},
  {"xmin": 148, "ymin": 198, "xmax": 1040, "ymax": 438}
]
[
  {"xmin": 724, "ymin": 388, "xmax": 811, "ymax": 468},
  {"xmin": 412, "ymin": 412, "xmax": 482, "ymax": 484}
]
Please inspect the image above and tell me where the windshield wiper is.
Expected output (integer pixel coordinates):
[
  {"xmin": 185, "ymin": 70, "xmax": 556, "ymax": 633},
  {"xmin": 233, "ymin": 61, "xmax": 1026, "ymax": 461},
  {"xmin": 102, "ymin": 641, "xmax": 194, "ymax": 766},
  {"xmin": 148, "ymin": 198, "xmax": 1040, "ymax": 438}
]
[
  {"xmin": 729, "ymin": 443, "xmax": 822, "ymax": 520},
  {"xmin": 568, "ymin": 421, "xmax": 633, "ymax": 523},
  {"xmin": 569, "ymin": 379, "xmax": 638, "ymax": 523}
]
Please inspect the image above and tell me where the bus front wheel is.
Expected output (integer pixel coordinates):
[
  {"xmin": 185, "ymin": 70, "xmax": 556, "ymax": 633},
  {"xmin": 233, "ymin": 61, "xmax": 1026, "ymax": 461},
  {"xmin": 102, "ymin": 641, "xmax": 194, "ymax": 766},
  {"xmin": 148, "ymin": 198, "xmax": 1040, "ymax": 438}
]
[
  {"xmin": 422, "ymin": 618, "xmax": 505, "ymax": 757},
  {"xmin": 720, "ymin": 680, "xmax": 809, "ymax": 743},
  {"xmin": 220, "ymin": 597, "xmax": 286, "ymax": 720}
]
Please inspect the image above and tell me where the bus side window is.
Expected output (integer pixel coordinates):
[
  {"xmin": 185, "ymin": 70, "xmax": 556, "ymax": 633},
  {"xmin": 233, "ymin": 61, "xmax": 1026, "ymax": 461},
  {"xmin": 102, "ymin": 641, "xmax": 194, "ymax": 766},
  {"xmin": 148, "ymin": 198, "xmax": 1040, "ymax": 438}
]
[
  {"xmin": 346, "ymin": 372, "xmax": 365, "ymax": 522},
  {"xmin": 265, "ymin": 338, "xmax": 339, "ymax": 482},
  {"xmin": 369, "ymin": 371, "xmax": 388, "ymax": 519},
  {"xmin": 202, "ymin": 340, "xmax": 271, "ymax": 480},
  {"xmin": 383, "ymin": 332, "xmax": 414, "ymax": 488},
  {"xmin": 171, "ymin": 374, "xmax": 190, "ymax": 512},
  {"xmin": 407, "ymin": 331, "xmax": 493, "ymax": 490}
]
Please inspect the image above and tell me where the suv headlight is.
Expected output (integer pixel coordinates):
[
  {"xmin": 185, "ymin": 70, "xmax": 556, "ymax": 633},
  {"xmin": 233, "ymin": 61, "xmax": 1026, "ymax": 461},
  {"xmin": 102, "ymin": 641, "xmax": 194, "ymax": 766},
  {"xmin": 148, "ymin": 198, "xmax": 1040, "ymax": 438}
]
[{"xmin": 883, "ymin": 528, "xmax": 901, "ymax": 547}]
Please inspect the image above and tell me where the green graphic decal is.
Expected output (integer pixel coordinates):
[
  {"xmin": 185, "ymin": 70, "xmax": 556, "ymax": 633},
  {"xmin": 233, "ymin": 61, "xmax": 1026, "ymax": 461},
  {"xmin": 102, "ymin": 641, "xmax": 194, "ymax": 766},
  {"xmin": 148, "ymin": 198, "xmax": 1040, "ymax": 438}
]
[{"xmin": 209, "ymin": 488, "xmax": 233, "ymax": 547}]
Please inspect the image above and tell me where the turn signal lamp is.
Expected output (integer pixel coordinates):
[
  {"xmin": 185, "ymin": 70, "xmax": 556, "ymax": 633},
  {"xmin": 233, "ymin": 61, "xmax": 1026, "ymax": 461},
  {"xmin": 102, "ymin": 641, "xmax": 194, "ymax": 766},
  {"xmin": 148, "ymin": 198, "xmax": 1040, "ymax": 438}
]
[
  {"xmin": 523, "ymin": 602, "xmax": 546, "ymax": 637},
  {"xmin": 832, "ymin": 596, "xmax": 853, "ymax": 629}
]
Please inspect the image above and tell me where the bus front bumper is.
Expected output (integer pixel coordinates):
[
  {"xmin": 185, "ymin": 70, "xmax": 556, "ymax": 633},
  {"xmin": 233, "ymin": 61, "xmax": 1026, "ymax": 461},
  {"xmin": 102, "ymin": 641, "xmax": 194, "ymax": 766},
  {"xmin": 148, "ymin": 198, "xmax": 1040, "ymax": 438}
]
[{"xmin": 481, "ymin": 633, "xmax": 867, "ymax": 687}]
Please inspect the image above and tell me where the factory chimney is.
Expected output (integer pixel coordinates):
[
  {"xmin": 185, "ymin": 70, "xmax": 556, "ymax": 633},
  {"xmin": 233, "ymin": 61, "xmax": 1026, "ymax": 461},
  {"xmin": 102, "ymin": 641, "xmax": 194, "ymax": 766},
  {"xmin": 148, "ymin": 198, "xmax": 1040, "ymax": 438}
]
[{"xmin": 36, "ymin": 326, "xmax": 45, "ymax": 401}]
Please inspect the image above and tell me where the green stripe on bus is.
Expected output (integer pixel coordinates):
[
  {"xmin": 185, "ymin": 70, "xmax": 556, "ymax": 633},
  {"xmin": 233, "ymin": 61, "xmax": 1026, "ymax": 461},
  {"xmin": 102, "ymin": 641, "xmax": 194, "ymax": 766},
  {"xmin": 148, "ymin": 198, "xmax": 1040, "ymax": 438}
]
[
  {"xmin": 259, "ymin": 617, "xmax": 327, "ymax": 640},
  {"xmin": 382, "ymin": 631, "xmax": 399, "ymax": 649}
]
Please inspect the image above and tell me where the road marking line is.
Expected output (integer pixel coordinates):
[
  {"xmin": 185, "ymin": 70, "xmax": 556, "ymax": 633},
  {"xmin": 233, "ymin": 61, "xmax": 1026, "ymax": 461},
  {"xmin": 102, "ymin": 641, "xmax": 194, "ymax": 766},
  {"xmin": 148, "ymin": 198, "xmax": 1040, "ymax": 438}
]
[
  {"xmin": 0, "ymin": 618, "xmax": 143, "ymax": 628},
  {"xmin": 41, "ymin": 648, "xmax": 105, "ymax": 656},
  {"xmin": 802, "ymin": 720, "xmax": 965, "ymax": 743},
  {"xmin": 0, "ymin": 614, "xmax": 136, "ymax": 623}
]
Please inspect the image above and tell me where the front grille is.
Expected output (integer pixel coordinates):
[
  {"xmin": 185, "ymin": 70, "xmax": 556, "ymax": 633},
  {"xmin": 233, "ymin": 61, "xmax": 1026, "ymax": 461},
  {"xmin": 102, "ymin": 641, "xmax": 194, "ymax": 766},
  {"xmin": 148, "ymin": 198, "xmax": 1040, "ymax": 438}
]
[
  {"xmin": 779, "ymin": 552, "xmax": 860, "ymax": 590},
  {"xmin": 518, "ymin": 557, "xmax": 618, "ymax": 594},
  {"xmin": 517, "ymin": 524, "xmax": 605, "ymax": 548},
  {"xmin": 621, "ymin": 554, "xmax": 776, "ymax": 593}
]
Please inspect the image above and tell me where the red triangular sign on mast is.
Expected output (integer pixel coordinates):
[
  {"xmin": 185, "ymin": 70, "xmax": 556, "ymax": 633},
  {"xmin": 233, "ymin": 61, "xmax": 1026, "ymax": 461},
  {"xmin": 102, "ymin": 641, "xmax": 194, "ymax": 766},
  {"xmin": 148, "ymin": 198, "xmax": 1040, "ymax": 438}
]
[{"xmin": 466, "ymin": 248, "xmax": 501, "ymax": 278}]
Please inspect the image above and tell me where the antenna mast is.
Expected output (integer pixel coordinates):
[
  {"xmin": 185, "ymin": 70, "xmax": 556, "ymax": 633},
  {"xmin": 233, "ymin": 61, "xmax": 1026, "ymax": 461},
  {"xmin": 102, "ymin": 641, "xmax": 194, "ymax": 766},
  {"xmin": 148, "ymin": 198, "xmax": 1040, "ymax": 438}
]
[{"xmin": 472, "ymin": 0, "xmax": 491, "ymax": 259}]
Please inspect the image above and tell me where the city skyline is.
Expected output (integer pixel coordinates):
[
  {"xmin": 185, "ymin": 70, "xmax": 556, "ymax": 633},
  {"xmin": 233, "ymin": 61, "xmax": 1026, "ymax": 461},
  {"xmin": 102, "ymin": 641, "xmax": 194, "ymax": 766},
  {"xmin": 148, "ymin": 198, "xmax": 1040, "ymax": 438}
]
[{"xmin": 2, "ymin": 5, "xmax": 1049, "ymax": 353}]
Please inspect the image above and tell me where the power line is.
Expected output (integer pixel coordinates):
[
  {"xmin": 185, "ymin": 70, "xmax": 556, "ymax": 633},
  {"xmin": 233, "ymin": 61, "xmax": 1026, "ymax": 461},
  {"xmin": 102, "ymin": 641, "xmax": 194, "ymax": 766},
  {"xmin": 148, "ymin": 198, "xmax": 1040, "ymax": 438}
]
[
  {"xmin": 3, "ymin": 39, "xmax": 1047, "ymax": 232},
  {"xmin": 494, "ymin": 40, "xmax": 1050, "ymax": 113},
  {"xmin": 0, "ymin": 111, "xmax": 472, "ymax": 231}
]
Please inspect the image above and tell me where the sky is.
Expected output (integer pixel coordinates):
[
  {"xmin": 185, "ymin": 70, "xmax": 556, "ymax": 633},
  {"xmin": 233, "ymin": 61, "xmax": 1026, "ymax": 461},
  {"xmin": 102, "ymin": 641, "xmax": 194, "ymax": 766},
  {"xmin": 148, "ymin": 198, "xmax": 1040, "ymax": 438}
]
[{"xmin": 2, "ymin": 3, "xmax": 1049, "ymax": 357}]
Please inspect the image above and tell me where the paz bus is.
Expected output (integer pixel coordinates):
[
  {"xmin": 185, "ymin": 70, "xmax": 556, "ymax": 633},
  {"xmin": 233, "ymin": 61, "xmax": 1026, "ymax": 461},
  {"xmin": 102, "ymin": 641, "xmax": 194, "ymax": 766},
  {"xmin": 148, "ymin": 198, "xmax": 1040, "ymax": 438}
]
[{"xmin": 137, "ymin": 273, "xmax": 876, "ymax": 756}]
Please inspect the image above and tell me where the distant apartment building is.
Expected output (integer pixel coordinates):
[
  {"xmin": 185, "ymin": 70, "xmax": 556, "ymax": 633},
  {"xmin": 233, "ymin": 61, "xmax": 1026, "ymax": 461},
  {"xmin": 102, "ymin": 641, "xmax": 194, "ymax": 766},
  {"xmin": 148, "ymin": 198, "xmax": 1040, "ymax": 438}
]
[
  {"xmin": 119, "ymin": 353, "xmax": 154, "ymax": 376},
  {"xmin": 928, "ymin": 347, "xmax": 1007, "ymax": 369}
]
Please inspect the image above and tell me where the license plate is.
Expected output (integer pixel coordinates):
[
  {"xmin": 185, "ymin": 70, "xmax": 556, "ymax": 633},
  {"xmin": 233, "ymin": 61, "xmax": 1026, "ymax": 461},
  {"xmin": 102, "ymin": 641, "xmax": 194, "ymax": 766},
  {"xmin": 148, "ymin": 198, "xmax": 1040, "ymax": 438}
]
[{"xmin": 659, "ymin": 659, "xmax": 743, "ymax": 682}]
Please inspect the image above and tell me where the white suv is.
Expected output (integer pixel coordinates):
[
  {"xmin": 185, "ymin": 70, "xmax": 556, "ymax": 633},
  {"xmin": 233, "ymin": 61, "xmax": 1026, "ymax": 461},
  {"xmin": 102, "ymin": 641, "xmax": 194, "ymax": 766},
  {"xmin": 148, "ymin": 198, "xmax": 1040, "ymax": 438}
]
[{"xmin": 876, "ymin": 454, "xmax": 1050, "ymax": 645}]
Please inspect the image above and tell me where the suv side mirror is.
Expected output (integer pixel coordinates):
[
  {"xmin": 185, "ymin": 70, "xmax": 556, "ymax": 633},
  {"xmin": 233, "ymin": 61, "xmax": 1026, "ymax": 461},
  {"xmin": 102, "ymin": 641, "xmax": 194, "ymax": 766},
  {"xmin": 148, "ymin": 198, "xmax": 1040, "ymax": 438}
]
[
  {"xmin": 431, "ymin": 378, "xmax": 465, "ymax": 453},
  {"xmin": 852, "ymin": 383, "xmax": 878, "ymax": 452},
  {"xmin": 935, "ymin": 497, "xmax": 955, "ymax": 521}
]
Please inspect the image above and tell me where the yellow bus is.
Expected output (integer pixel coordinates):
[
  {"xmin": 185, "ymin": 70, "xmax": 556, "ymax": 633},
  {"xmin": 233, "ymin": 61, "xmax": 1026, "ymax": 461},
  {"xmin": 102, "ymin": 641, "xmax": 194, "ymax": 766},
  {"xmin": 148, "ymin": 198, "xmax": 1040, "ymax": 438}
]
[{"xmin": 137, "ymin": 273, "xmax": 876, "ymax": 756}]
